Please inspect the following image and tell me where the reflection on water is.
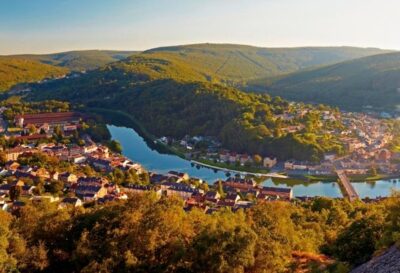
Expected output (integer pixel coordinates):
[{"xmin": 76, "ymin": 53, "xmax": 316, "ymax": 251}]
[
  {"xmin": 108, "ymin": 125, "xmax": 400, "ymax": 198},
  {"xmin": 352, "ymin": 180, "xmax": 400, "ymax": 198}
]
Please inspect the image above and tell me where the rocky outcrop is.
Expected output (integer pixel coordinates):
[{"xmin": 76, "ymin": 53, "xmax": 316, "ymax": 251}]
[{"xmin": 351, "ymin": 245, "xmax": 400, "ymax": 273}]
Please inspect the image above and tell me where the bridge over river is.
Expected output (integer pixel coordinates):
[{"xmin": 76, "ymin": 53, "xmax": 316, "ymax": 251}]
[{"xmin": 336, "ymin": 170, "xmax": 360, "ymax": 202}]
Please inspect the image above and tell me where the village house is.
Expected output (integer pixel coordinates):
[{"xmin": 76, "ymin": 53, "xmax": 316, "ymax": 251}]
[
  {"xmin": 32, "ymin": 167, "xmax": 50, "ymax": 179},
  {"xmin": 15, "ymin": 112, "xmax": 81, "ymax": 130},
  {"xmin": 263, "ymin": 157, "xmax": 277, "ymax": 168},
  {"xmin": 59, "ymin": 172, "xmax": 78, "ymax": 185},
  {"xmin": 74, "ymin": 176, "xmax": 108, "ymax": 201},
  {"xmin": 166, "ymin": 184, "xmax": 199, "ymax": 200},
  {"xmin": 15, "ymin": 134, "xmax": 50, "ymax": 142},
  {"xmin": 324, "ymin": 153, "xmax": 337, "ymax": 161},
  {"xmin": 284, "ymin": 160, "xmax": 309, "ymax": 171},
  {"xmin": 219, "ymin": 151, "xmax": 230, "ymax": 162},
  {"xmin": 149, "ymin": 173, "xmax": 170, "ymax": 184},
  {"xmin": 167, "ymin": 171, "xmax": 189, "ymax": 182},
  {"xmin": 13, "ymin": 170, "xmax": 36, "ymax": 181},
  {"xmin": 204, "ymin": 191, "xmax": 221, "ymax": 203},
  {"xmin": 75, "ymin": 185, "xmax": 107, "ymax": 201},
  {"xmin": 258, "ymin": 186, "xmax": 293, "ymax": 200},
  {"xmin": 77, "ymin": 176, "xmax": 107, "ymax": 186},
  {"xmin": 87, "ymin": 157, "xmax": 113, "ymax": 172},
  {"xmin": 0, "ymin": 183, "xmax": 12, "ymax": 195},
  {"xmin": 239, "ymin": 154, "xmax": 253, "ymax": 165},
  {"xmin": 123, "ymin": 184, "xmax": 162, "ymax": 197},
  {"xmin": 31, "ymin": 195, "xmax": 59, "ymax": 203},
  {"xmin": 6, "ymin": 161, "xmax": 20, "ymax": 171},
  {"xmin": 229, "ymin": 153, "xmax": 239, "ymax": 163},
  {"xmin": 5, "ymin": 147, "xmax": 28, "ymax": 161},
  {"xmin": 59, "ymin": 197, "xmax": 83, "ymax": 209},
  {"xmin": 83, "ymin": 144, "xmax": 98, "ymax": 154},
  {"xmin": 222, "ymin": 177, "xmax": 257, "ymax": 191},
  {"xmin": 161, "ymin": 182, "xmax": 199, "ymax": 200},
  {"xmin": 68, "ymin": 154, "xmax": 86, "ymax": 164},
  {"xmin": 223, "ymin": 192, "xmax": 241, "ymax": 204}
]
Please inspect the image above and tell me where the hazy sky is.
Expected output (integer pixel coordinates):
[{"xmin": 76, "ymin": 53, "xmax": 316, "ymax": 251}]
[{"xmin": 1, "ymin": 0, "xmax": 400, "ymax": 54}]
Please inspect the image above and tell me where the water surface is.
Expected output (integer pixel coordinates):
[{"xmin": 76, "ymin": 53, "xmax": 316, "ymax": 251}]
[{"xmin": 108, "ymin": 125, "xmax": 400, "ymax": 198}]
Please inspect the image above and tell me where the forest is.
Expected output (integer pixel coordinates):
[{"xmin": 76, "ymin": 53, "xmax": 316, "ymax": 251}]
[
  {"xmin": 27, "ymin": 66, "xmax": 345, "ymax": 161},
  {"xmin": 0, "ymin": 57, "xmax": 67, "ymax": 92},
  {"xmin": 1, "ymin": 193, "xmax": 400, "ymax": 273}
]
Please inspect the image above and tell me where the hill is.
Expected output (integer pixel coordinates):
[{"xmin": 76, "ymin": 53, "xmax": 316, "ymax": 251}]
[
  {"xmin": 0, "ymin": 57, "xmax": 68, "ymax": 92},
  {"xmin": 250, "ymin": 52, "xmax": 400, "ymax": 111},
  {"xmin": 143, "ymin": 44, "xmax": 392, "ymax": 84},
  {"xmin": 28, "ymin": 53, "xmax": 347, "ymax": 161},
  {"xmin": 2, "ymin": 44, "xmax": 390, "ymax": 89},
  {"xmin": 12, "ymin": 50, "xmax": 138, "ymax": 71}
]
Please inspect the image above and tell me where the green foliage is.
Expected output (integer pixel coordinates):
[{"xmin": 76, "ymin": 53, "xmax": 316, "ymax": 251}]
[
  {"xmin": 15, "ymin": 50, "xmax": 138, "ymax": 71},
  {"xmin": 144, "ymin": 44, "xmax": 389, "ymax": 84},
  {"xmin": 29, "ymin": 74, "xmax": 343, "ymax": 160},
  {"xmin": 333, "ymin": 216, "xmax": 385, "ymax": 265},
  {"xmin": 0, "ymin": 57, "xmax": 68, "ymax": 92},
  {"xmin": 0, "ymin": 98, "xmax": 70, "ymax": 123},
  {"xmin": 252, "ymin": 52, "xmax": 400, "ymax": 111},
  {"xmin": 0, "ymin": 210, "xmax": 14, "ymax": 271},
  {"xmin": 107, "ymin": 140, "xmax": 122, "ymax": 153},
  {"xmin": 2, "ymin": 193, "xmax": 400, "ymax": 272}
]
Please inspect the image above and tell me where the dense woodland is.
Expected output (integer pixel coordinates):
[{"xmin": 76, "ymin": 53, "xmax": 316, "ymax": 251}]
[
  {"xmin": 0, "ymin": 44, "xmax": 400, "ymax": 272},
  {"xmin": 251, "ymin": 52, "xmax": 400, "ymax": 111},
  {"xmin": 28, "ymin": 56, "xmax": 345, "ymax": 161},
  {"xmin": 15, "ymin": 50, "xmax": 138, "ymax": 72},
  {"xmin": 1, "ymin": 44, "xmax": 398, "ymax": 112},
  {"xmin": 142, "ymin": 44, "xmax": 389, "ymax": 85},
  {"xmin": 0, "ymin": 57, "xmax": 67, "ymax": 92},
  {"xmin": 1, "ymin": 193, "xmax": 400, "ymax": 273}
]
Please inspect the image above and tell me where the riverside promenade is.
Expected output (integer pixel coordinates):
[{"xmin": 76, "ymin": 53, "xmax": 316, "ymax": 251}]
[{"xmin": 191, "ymin": 160, "xmax": 288, "ymax": 178}]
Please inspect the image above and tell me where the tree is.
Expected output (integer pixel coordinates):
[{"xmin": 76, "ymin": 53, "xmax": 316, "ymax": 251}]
[
  {"xmin": 369, "ymin": 167, "xmax": 377, "ymax": 177},
  {"xmin": 47, "ymin": 180, "xmax": 64, "ymax": 195},
  {"xmin": 247, "ymin": 202, "xmax": 297, "ymax": 272},
  {"xmin": 54, "ymin": 125, "xmax": 63, "ymax": 139},
  {"xmin": 333, "ymin": 216, "xmax": 384, "ymax": 266},
  {"xmin": 29, "ymin": 241, "xmax": 49, "ymax": 271},
  {"xmin": 111, "ymin": 168, "xmax": 125, "ymax": 185},
  {"xmin": 27, "ymin": 124, "xmax": 37, "ymax": 135},
  {"xmin": 0, "ymin": 211, "xmax": 14, "ymax": 271},
  {"xmin": 108, "ymin": 140, "xmax": 123, "ymax": 154},
  {"xmin": 9, "ymin": 185, "xmax": 21, "ymax": 201},
  {"xmin": 216, "ymin": 180, "xmax": 225, "ymax": 198},
  {"xmin": 188, "ymin": 210, "xmax": 257, "ymax": 273},
  {"xmin": 138, "ymin": 172, "xmax": 150, "ymax": 185},
  {"xmin": 0, "ymin": 151, "xmax": 6, "ymax": 165},
  {"xmin": 253, "ymin": 154, "xmax": 263, "ymax": 165}
]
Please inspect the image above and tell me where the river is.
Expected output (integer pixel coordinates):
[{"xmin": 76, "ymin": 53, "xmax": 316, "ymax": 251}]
[{"xmin": 108, "ymin": 125, "xmax": 400, "ymax": 198}]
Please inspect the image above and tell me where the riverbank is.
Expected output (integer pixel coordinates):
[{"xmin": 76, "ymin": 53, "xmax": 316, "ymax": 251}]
[
  {"xmin": 108, "ymin": 125, "xmax": 400, "ymax": 198},
  {"xmin": 87, "ymin": 107, "xmax": 280, "ymax": 177},
  {"xmin": 305, "ymin": 173, "xmax": 400, "ymax": 183},
  {"xmin": 191, "ymin": 160, "xmax": 288, "ymax": 178},
  {"xmin": 89, "ymin": 107, "xmax": 400, "ymax": 185}
]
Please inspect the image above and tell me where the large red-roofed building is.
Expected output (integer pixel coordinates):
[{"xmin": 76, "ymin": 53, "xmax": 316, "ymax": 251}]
[{"xmin": 15, "ymin": 112, "xmax": 81, "ymax": 128}]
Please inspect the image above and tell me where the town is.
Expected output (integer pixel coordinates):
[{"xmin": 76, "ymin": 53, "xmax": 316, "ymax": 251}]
[
  {"xmin": 0, "ymin": 107, "xmax": 295, "ymax": 214},
  {"xmin": 157, "ymin": 109, "xmax": 400, "ymax": 179},
  {"xmin": 0, "ymin": 99, "xmax": 399, "ymax": 214}
]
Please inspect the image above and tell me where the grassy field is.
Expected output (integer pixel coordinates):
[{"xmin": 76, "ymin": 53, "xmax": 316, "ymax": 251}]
[{"xmin": 305, "ymin": 173, "xmax": 396, "ymax": 182}]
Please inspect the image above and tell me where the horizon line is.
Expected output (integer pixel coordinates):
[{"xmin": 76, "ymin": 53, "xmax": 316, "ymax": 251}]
[{"xmin": 0, "ymin": 42, "xmax": 398, "ymax": 56}]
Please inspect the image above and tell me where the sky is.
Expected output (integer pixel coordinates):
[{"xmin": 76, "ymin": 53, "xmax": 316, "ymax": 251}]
[{"xmin": 1, "ymin": 0, "xmax": 400, "ymax": 54}]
